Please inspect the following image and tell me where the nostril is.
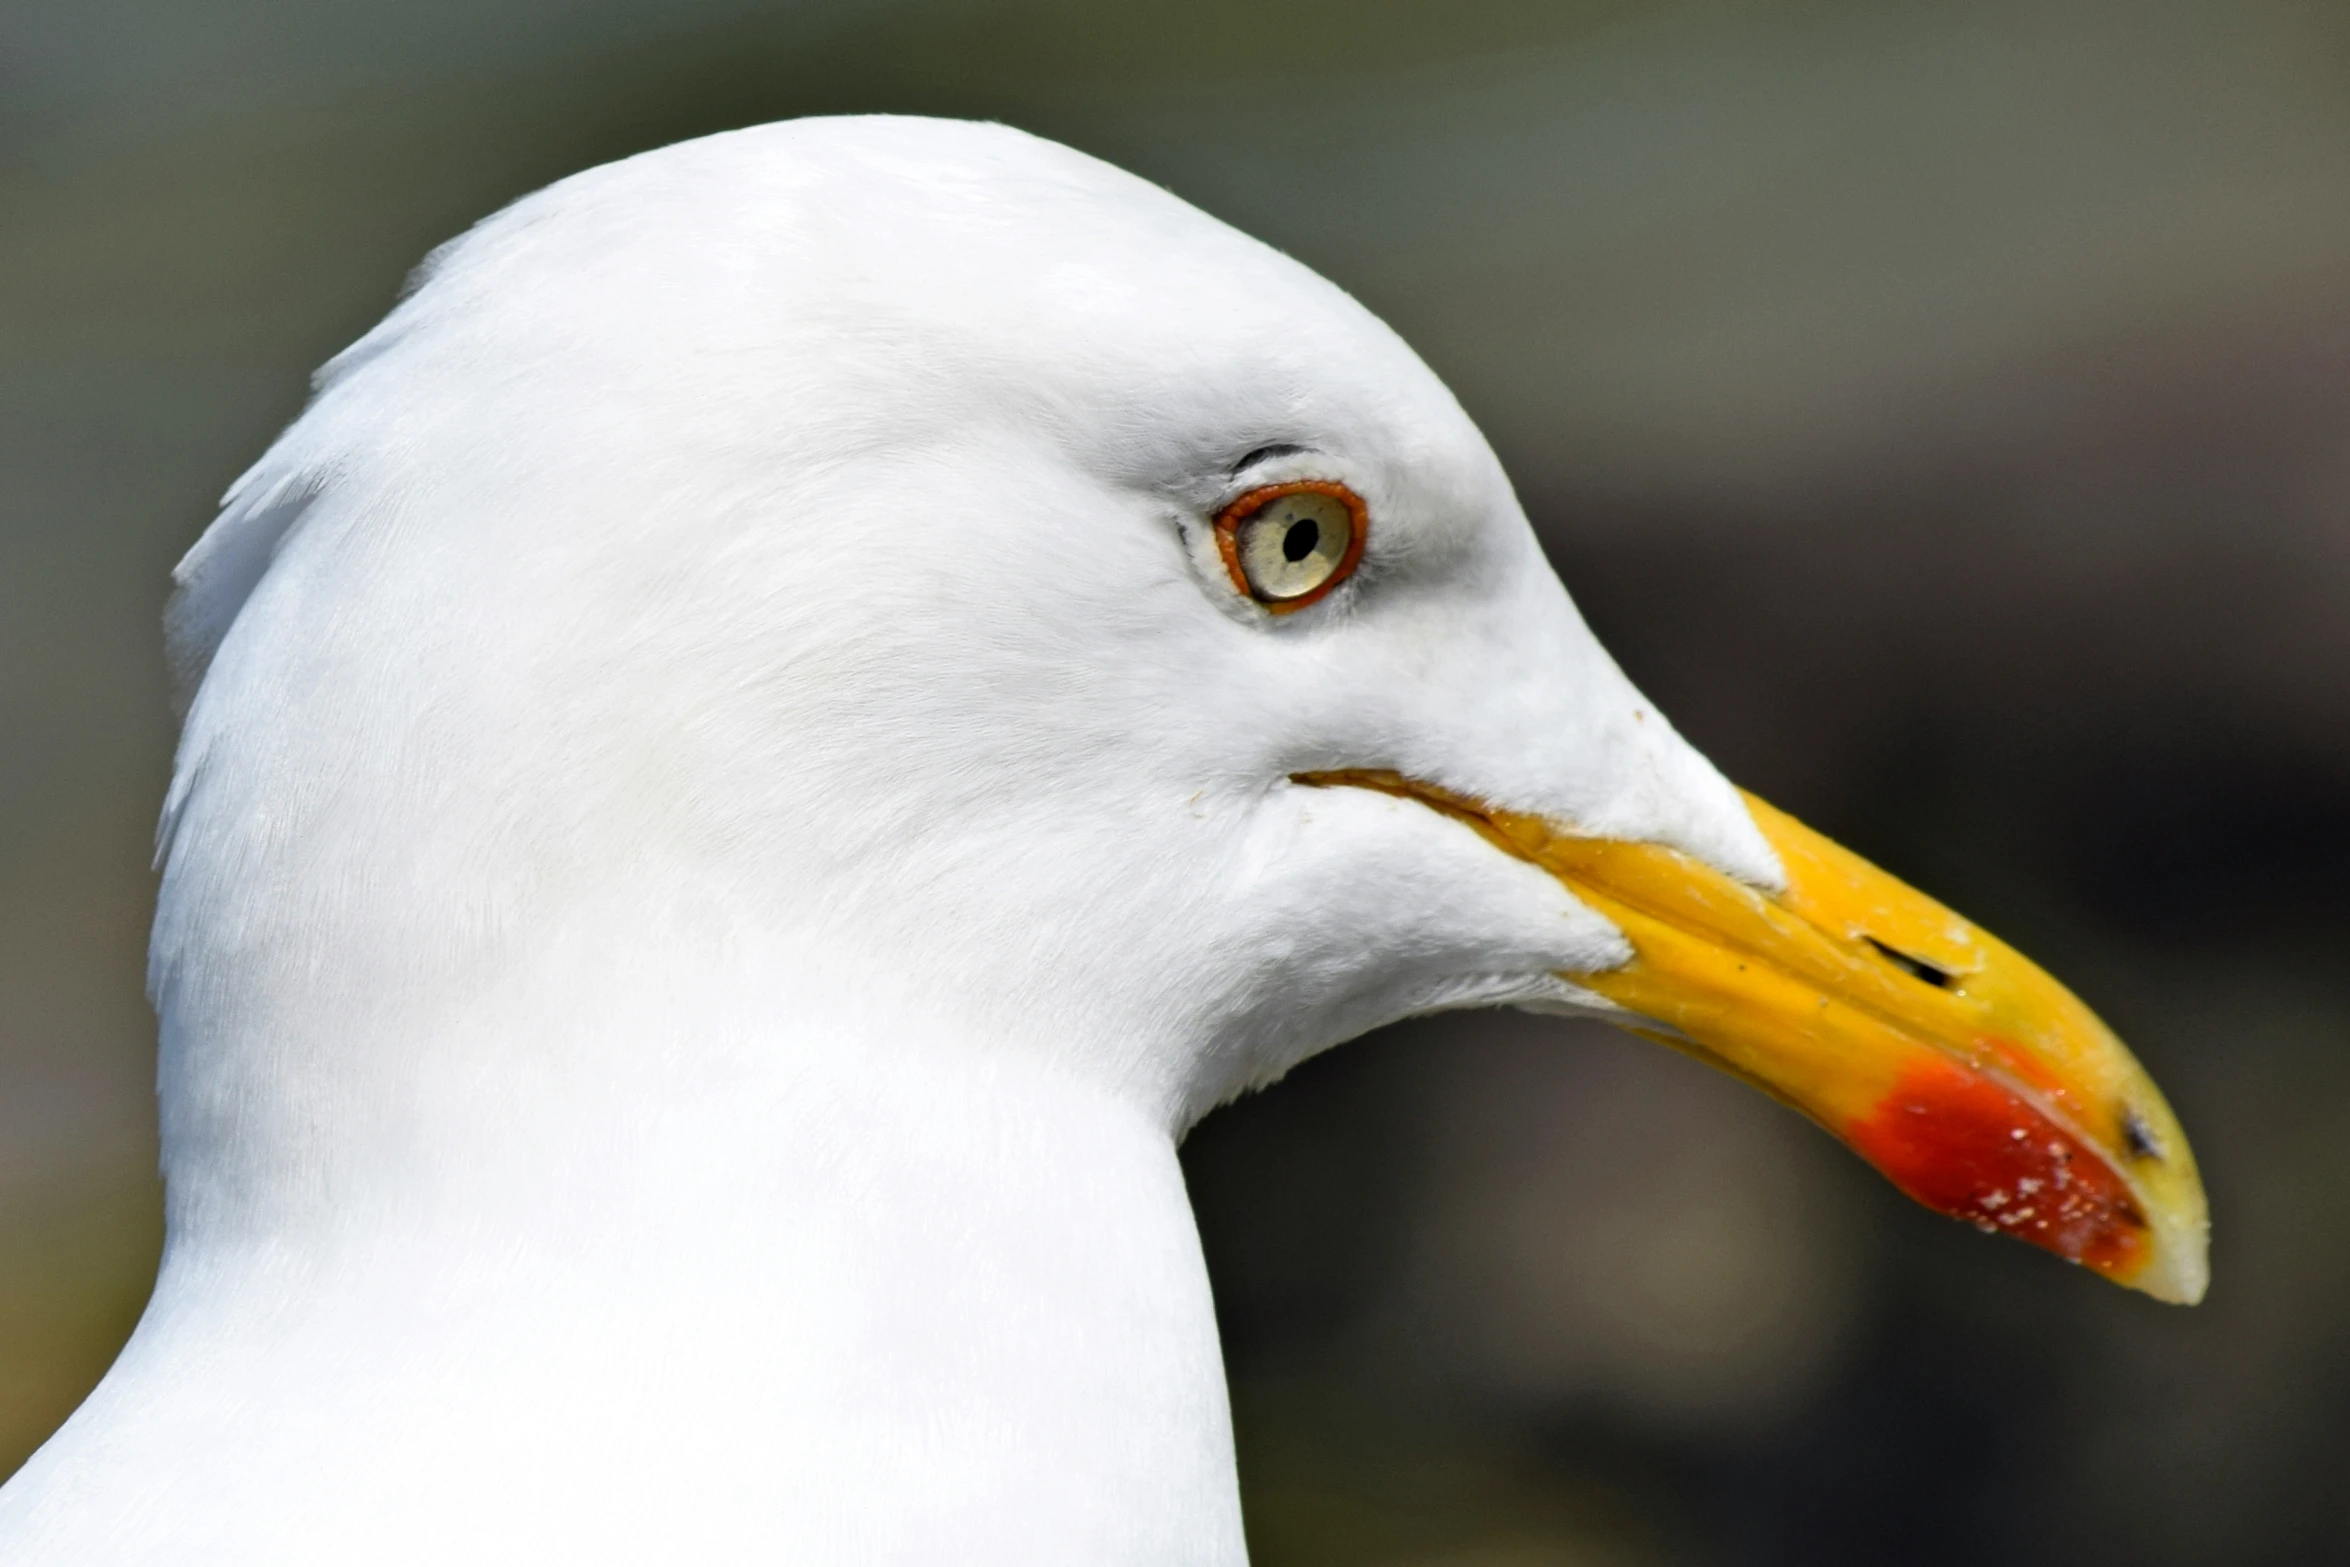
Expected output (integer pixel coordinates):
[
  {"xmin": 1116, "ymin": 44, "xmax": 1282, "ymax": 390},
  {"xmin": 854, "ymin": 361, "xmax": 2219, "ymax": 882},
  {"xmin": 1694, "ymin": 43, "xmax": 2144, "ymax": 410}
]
[{"xmin": 1865, "ymin": 936, "xmax": 1956, "ymax": 990}]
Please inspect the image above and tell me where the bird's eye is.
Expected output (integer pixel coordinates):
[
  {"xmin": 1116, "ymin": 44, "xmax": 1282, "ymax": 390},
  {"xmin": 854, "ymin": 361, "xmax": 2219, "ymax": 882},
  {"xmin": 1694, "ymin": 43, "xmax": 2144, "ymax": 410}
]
[{"xmin": 1213, "ymin": 481, "xmax": 1367, "ymax": 613}]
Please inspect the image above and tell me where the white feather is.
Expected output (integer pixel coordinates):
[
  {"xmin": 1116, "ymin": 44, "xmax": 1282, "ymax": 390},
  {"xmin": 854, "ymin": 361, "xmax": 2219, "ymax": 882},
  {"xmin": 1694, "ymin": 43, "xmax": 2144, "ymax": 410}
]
[{"xmin": 2, "ymin": 116, "xmax": 1776, "ymax": 1564}]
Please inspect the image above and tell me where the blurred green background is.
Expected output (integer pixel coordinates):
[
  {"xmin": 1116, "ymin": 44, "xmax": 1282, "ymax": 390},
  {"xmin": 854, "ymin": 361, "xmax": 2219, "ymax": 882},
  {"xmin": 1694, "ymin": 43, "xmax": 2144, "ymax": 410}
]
[{"xmin": 6, "ymin": 1, "xmax": 2350, "ymax": 1561}]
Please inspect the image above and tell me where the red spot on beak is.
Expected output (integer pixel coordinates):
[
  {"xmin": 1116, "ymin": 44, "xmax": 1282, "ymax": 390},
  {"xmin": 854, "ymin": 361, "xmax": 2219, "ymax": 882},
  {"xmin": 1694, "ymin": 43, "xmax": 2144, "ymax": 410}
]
[{"xmin": 1847, "ymin": 1055, "xmax": 2149, "ymax": 1275}]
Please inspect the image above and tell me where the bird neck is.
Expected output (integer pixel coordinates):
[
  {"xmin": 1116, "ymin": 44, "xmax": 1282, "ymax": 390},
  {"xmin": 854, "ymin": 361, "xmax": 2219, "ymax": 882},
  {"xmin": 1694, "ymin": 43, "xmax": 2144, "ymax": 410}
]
[{"xmin": 13, "ymin": 946, "xmax": 1249, "ymax": 1563}]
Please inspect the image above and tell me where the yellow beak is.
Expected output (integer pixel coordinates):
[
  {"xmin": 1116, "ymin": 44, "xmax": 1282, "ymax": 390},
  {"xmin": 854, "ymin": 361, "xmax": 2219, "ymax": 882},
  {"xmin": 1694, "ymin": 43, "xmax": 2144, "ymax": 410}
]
[{"xmin": 1300, "ymin": 772, "xmax": 2210, "ymax": 1304}]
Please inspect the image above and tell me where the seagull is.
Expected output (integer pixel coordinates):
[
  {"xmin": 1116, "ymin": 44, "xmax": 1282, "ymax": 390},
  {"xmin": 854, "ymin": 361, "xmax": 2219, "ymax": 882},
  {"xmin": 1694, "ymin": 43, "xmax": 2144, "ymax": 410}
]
[{"xmin": 0, "ymin": 116, "xmax": 2206, "ymax": 1564}]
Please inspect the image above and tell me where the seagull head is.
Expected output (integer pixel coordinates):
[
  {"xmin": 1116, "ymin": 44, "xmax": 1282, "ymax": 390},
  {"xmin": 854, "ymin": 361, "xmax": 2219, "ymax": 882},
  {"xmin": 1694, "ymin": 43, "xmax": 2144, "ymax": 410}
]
[{"xmin": 161, "ymin": 116, "xmax": 2205, "ymax": 1303}]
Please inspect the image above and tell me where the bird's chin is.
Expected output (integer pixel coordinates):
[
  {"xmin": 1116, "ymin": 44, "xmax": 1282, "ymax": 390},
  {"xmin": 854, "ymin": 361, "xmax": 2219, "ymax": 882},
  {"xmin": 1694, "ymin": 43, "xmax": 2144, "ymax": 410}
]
[{"xmin": 1295, "ymin": 770, "xmax": 2210, "ymax": 1306}]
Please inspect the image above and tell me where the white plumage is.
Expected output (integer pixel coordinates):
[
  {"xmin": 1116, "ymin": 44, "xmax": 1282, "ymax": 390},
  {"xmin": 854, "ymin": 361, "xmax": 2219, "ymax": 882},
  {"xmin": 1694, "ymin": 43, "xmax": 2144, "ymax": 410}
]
[{"xmin": 0, "ymin": 116, "xmax": 1776, "ymax": 1562}]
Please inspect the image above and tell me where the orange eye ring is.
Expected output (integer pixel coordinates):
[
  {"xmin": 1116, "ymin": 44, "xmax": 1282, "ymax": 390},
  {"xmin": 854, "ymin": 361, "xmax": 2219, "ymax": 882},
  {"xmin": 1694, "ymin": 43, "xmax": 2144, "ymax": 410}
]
[{"xmin": 1212, "ymin": 480, "xmax": 1370, "ymax": 613}]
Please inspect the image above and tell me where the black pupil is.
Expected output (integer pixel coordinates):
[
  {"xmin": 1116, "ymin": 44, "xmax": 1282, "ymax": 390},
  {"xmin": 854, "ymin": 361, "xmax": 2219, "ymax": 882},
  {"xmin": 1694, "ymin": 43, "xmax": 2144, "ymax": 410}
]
[{"xmin": 1281, "ymin": 517, "xmax": 1321, "ymax": 563}]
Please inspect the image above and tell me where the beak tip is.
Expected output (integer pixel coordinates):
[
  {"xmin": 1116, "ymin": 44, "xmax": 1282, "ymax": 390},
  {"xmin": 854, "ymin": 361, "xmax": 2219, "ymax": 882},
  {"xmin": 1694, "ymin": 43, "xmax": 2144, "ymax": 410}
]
[{"xmin": 2127, "ymin": 1215, "xmax": 2211, "ymax": 1306}]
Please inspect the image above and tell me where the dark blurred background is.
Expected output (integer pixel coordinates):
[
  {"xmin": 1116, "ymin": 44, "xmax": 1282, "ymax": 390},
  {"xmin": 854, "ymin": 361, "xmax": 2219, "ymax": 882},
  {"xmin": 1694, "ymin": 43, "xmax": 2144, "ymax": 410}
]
[{"xmin": 5, "ymin": 1, "xmax": 2349, "ymax": 1561}]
